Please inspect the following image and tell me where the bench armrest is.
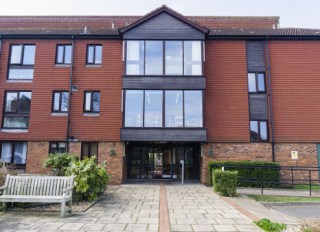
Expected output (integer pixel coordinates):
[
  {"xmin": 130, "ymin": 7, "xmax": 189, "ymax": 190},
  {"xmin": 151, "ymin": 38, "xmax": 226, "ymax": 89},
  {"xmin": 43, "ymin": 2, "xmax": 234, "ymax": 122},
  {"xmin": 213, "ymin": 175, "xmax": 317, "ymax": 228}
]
[
  {"xmin": 0, "ymin": 185, "xmax": 7, "ymax": 191},
  {"xmin": 63, "ymin": 186, "xmax": 73, "ymax": 197}
]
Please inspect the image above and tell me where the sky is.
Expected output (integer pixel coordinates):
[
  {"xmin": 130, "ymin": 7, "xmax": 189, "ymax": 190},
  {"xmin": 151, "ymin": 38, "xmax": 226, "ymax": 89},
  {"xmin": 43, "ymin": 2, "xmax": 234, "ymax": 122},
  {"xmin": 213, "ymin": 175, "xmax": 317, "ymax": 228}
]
[{"xmin": 0, "ymin": 0, "xmax": 319, "ymax": 29}]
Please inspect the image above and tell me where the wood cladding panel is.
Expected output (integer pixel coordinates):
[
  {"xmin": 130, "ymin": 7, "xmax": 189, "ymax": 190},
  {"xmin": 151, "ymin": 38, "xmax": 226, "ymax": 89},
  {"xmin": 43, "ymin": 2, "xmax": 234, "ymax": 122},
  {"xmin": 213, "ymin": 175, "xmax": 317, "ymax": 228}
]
[
  {"xmin": 249, "ymin": 94, "xmax": 268, "ymax": 120},
  {"xmin": 246, "ymin": 41, "xmax": 265, "ymax": 72},
  {"xmin": 122, "ymin": 76, "xmax": 205, "ymax": 89},
  {"xmin": 123, "ymin": 12, "xmax": 204, "ymax": 40},
  {"xmin": 121, "ymin": 128, "xmax": 207, "ymax": 141}
]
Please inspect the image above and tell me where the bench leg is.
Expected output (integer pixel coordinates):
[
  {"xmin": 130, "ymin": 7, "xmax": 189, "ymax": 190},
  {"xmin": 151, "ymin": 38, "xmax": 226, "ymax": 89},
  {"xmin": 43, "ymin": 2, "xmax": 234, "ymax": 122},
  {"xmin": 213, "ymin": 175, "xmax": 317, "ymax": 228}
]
[
  {"xmin": 1, "ymin": 202, "xmax": 7, "ymax": 212},
  {"xmin": 68, "ymin": 199, "xmax": 72, "ymax": 213},
  {"xmin": 61, "ymin": 200, "xmax": 66, "ymax": 218}
]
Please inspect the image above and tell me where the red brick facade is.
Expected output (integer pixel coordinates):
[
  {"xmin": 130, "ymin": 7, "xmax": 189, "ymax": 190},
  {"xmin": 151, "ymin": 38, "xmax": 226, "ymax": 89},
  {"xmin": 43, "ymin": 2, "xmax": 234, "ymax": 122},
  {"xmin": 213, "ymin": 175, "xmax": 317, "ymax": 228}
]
[{"xmin": 0, "ymin": 6, "xmax": 319, "ymax": 184}]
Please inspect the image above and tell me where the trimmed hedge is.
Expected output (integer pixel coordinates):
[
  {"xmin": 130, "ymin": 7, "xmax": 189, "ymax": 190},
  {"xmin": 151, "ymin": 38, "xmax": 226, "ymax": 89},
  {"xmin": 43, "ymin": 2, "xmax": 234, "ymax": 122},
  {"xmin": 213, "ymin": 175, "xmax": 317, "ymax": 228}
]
[
  {"xmin": 213, "ymin": 170, "xmax": 238, "ymax": 196},
  {"xmin": 208, "ymin": 161, "xmax": 280, "ymax": 187}
]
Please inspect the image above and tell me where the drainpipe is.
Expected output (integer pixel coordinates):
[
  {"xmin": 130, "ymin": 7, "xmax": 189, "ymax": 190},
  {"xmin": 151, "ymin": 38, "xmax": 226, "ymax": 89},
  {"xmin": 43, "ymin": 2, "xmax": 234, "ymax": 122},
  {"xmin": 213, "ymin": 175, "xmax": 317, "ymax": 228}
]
[
  {"xmin": 0, "ymin": 35, "xmax": 2, "ymax": 57},
  {"xmin": 66, "ymin": 36, "xmax": 75, "ymax": 152},
  {"xmin": 265, "ymin": 37, "xmax": 275, "ymax": 162}
]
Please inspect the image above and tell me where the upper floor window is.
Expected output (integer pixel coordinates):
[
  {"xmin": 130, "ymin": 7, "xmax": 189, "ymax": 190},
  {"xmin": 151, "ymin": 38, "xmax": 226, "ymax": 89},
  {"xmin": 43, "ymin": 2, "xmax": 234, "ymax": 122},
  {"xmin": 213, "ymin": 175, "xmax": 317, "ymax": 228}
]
[
  {"xmin": 84, "ymin": 91, "xmax": 100, "ymax": 113},
  {"xmin": 56, "ymin": 44, "xmax": 72, "ymax": 65},
  {"xmin": 3, "ymin": 91, "xmax": 32, "ymax": 129},
  {"xmin": 250, "ymin": 120, "xmax": 268, "ymax": 142},
  {"xmin": 49, "ymin": 142, "xmax": 67, "ymax": 154},
  {"xmin": 87, "ymin": 45, "xmax": 102, "ymax": 65},
  {"xmin": 124, "ymin": 90, "xmax": 203, "ymax": 128},
  {"xmin": 8, "ymin": 44, "xmax": 36, "ymax": 80},
  {"xmin": 52, "ymin": 91, "xmax": 69, "ymax": 113},
  {"xmin": 248, "ymin": 73, "xmax": 265, "ymax": 93},
  {"xmin": 125, "ymin": 40, "xmax": 202, "ymax": 76},
  {"xmin": 0, "ymin": 142, "xmax": 27, "ymax": 166}
]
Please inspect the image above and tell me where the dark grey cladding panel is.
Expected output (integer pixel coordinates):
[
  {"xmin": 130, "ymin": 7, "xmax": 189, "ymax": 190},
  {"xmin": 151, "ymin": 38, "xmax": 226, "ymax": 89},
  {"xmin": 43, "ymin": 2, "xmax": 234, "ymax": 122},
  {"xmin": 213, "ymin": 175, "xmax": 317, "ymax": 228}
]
[
  {"xmin": 122, "ymin": 76, "xmax": 205, "ymax": 89},
  {"xmin": 247, "ymin": 41, "xmax": 266, "ymax": 72},
  {"xmin": 121, "ymin": 128, "xmax": 207, "ymax": 142},
  {"xmin": 123, "ymin": 12, "xmax": 205, "ymax": 40},
  {"xmin": 249, "ymin": 94, "xmax": 268, "ymax": 120}
]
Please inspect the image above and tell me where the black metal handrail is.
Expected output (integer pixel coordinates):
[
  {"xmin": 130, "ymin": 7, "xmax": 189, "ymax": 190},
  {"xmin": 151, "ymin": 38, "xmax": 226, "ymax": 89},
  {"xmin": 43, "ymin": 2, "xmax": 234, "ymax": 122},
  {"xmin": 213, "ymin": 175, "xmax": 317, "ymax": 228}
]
[{"xmin": 211, "ymin": 164, "xmax": 320, "ymax": 196}]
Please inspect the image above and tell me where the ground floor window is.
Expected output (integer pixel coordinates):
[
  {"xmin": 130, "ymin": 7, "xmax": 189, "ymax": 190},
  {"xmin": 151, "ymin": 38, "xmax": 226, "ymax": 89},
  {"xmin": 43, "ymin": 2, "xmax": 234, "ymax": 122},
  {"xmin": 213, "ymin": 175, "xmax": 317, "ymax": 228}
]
[
  {"xmin": 0, "ymin": 141, "xmax": 27, "ymax": 166},
  {"xmin": 81, "ymin": 142, "xmax": 98, "ymax": 160},
  {"xmin": 127, "ymin": 142, "xmax": 200, "ymax": 180},
  {"xmin": 49, "ymin": 142, "xmax": 67, "ymax": 154}
]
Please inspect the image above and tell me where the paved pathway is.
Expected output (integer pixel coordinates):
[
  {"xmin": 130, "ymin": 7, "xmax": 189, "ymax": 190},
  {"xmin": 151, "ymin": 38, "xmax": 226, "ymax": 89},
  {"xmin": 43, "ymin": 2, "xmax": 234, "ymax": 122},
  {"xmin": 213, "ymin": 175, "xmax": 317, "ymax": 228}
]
[{"xmin": 0, "ymin": 183, "xmax": 259, "ymax": 232}]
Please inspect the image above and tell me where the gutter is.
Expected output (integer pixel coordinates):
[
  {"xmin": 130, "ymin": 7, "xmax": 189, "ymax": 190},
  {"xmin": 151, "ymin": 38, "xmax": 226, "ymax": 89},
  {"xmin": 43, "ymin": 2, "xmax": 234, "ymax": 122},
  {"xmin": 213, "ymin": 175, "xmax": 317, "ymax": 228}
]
[
  {"xmin": 265, "ymin": 37, "xmax": 276, "ymax": 162},
  {"xmin": 66, "ymin": 36, "xmax": 75, "ymax": 152}
]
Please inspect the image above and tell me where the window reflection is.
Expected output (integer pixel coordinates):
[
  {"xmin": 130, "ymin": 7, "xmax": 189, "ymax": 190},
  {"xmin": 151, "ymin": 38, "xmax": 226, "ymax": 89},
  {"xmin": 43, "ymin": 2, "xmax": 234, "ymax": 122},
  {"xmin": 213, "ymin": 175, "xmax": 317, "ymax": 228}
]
[
  {"xmin": 184, "ymin": 91, "xmax": 203, "ymax": 127},
  {"xmin": 184, "ymin": 41, "xmax": 202, "ymax": 75},
  {"xmin": 144, "ymin": 91, "xmax": 163, "ymax": 127},
  {"xmin": 165, "ymin": 91, "xmax": 183, "ymax": 127},
  {"xmin": 145, "ymin": 41, "xmax": 163, "ymax": 75},
  {"xmin": 125, "ymin": 90, "xmax": 144, "ymax": 127},
  {"xmin": 165, "ymin": 41, "xmax": 183, "ymax": 75}
]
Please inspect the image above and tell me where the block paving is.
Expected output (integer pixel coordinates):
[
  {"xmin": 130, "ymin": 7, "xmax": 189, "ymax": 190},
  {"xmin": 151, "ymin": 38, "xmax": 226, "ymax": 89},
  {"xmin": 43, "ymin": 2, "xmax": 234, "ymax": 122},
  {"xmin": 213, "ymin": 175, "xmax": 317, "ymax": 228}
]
[{"xmin": 0, "ymin": 183, "xmax": 259, "ymax": 231}]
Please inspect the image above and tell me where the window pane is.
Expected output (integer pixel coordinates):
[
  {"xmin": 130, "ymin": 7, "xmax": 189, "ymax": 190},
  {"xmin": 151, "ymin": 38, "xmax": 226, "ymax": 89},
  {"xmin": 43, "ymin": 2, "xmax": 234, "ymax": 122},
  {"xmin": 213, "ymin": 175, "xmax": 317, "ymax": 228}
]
[
  {"xmin": 58, "ymin": 142, "xmax": 66, "ymax": 153},
  {"xmin": 14, "ymin": 142, "xmax": 27, "ymax": 164},
  {"xmin": 3, "ymin": 116, "xmax": 29, "ymax": 128},
  {"xmin": 61, "ymin": 92, "xmax": 69, "ymax": 112},
  {"xmin": 64, "ymin": 45, "xmax": 72, "ymax": 64},
  {"xmin": 250, "ymin": 121, "xmax": 258, "ymax": 141},
  {"xmin": 144, "ymin": 90, "xmax": 162, "ymax": 127},
  {"xmin": 90, "ymin": 143, "xmax": 98, "ymax": 157},
  {"xmin": 19, "ymin": 92, "xmax": 32, "ymax": 113},
  {"xmin": 92, "ymin": 92, "xmax": 100, "ymax": 112},
  {"xmin": 10, "ymin": 45, "xmax": 22, "ymax": 64},
  {"xmin": 165, "ymin": 91, "xmax": 183, "ymax": 127},
  {"xmin": 57, "ymin": 46, "xmax": 64, "ymax": 63},
  {"xmin": 258, "ymin": 73, "xmax": 266, "ymax": 92},
  {"xmin": 87, "ymin": 46, "xmax": 94, "ymax": 63},
  {"xmin": 8, "ymin": 69, "xmax": 34, "ymax": 80},
  {"xmin": 184, "ymin": 41, "xmax": 202, "ymax": 75},
  {"xmin": 85, "ymin": 92, "xmax": 92, "ymax": 111},
  {"xmin": 95, "ymin": 46, "xmax": 102, "ymax": 64},
  {"xmin": 126, "ymin": 41, "xmax": 144, "ymax": 75},
  {"xmin": 82, "ymin": 143, "xmax": 89, "ymax": 159},
  {"xmin": 145, "ymin": 41, "xmax": 163, "ymax": 75},
  {"xmin": 184, "ymin": 91, "xmax": 203, "ymax": 127},
  {"xmin": 5, "ymin": 92, "xmax": 18, "ymax": 112},
  {"xmin": 260, "ymin": 121, "xmax": 268, "ymax": 140},
  {"xmin": 165, "ymin": 41, "xmax": 183, "ymax": 75},
  {"xmin": 248, "ymin": 73, "xmax": 256, "ymax": 92},
  {"xmin": 23, "ymin": 45, "xmax": 36, "ymax": 65},
  {"xmin": 1, "ymin": 143, "xmax": 12, "ymax": 163},
  {"xmin": 125, "ymin": 90, "xmax": 143, "ymax": 127},
  {"xmin": 53, "ymin": 93, "xmax": 60, "ymax": 111}
]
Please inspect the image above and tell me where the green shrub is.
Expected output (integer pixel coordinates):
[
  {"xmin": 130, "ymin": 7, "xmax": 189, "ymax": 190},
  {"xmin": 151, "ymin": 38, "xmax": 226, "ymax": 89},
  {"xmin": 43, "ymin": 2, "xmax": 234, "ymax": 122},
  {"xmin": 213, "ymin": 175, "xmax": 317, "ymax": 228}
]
[
  {"xmin": 208, "ymin": 161, "xmax": 280, "ymax": 187},
  {"xmin": 65, "ymin": 156, "xmax": 110, "ymax": 202},
  {"xmin": 212, "ymin": 170, "xmax": 238, "ymax": 197},
  {"xmin": 0, "ymin": 162, "xmax": 16, "ymax": 186},
  {"xmin": 254, "ymin": 218, "xmax": 286, "ymax": 232},
  {"xmin": 43, "ymin": 153, "xmax": 79, "ymax": 176}
]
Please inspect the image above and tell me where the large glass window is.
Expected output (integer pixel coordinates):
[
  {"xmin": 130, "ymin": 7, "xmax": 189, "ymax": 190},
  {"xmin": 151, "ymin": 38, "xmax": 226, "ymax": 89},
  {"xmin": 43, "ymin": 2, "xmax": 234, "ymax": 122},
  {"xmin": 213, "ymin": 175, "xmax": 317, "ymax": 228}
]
[
  {"xmin": 125, "ymin": 90, "xmax": 144, "ymax": 127},
  {"xmin": 3, "ymin": 91, "xmax": 32, "ymax": 129},
  {"xmin": 165, "ymin": 41, "xmax": 183, "ymax": 75},
  {"xmin": 184, "ymin": 91, "xmax": 203, "ymax": 127},
  {"xmin": 49, "ymin": 142, "xmax": 67, "ymax": 154},
  {"xmin": 165, "ymin": 91, "xmax": 183, "ymax": 127},
  {"xmin": 8, "ymin": 44, "xmax": 36, "ymax": 80},
  {"xmin": 0, "ymin": 142, "xmax": 27, "ymax": 165},
  {"xmin": 145, "ymin": 41, "xmax": 163, "ymax": 75},
  {"xmin": 126, "ymin": 41, "xmax": 144, "ymax": 75},
  {"xmin": 125, "ymin": 40, "xmax": 203, "ymax": 76},
  {"xmin": 248, "ymin": 73, "xmax": 266, "ymax": 93},
  {"xmin": 184, "ymin": 41, "xmax": 202, "ymax": 75},
  {"xmin": 81, "ymin": 142, "xmax": 98, "ymax": 160},
  {"xmin": 144, "ymin": 90, "xmax": 163, "ymax": 127}
]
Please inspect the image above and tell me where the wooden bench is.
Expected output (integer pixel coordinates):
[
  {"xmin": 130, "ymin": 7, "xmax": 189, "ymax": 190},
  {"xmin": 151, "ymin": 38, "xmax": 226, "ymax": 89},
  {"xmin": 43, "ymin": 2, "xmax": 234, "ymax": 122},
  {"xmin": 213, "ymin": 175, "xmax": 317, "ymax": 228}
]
[{"xmin": 0, "ymin": 175, "xmax": 74, "ymax": 217}]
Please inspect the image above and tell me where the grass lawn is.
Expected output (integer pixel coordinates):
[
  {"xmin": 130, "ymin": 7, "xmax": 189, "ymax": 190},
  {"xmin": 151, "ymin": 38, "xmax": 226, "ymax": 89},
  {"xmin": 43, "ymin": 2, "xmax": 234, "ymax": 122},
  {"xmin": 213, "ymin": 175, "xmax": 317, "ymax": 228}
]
[
  {"xmin": 292, "ymin": 184, "xmax": 320, "ymax": 190},
  {"xmin": 247, "ymin": 194, "xmax": 320, "ymax": 202}
]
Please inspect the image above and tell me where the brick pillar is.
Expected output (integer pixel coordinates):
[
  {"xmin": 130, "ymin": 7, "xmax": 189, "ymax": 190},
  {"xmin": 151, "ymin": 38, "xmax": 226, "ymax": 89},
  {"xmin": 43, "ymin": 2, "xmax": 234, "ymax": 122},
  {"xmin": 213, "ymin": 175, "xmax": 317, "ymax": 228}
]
[
  {"xmin": 26, "ymin": 142, "xmax": 50, "ymax": 174},
  {"xmin": 98, "ymin": 142, "xmax": 124, "ymax": 185}
]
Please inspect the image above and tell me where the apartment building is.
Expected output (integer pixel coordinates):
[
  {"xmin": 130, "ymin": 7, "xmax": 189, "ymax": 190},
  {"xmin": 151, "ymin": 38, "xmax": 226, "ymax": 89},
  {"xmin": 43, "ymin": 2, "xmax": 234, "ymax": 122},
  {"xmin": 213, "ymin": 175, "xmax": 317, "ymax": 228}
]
[{"xmin": 0, "ymin": 6, "xmax": 320, "ymax": 184}]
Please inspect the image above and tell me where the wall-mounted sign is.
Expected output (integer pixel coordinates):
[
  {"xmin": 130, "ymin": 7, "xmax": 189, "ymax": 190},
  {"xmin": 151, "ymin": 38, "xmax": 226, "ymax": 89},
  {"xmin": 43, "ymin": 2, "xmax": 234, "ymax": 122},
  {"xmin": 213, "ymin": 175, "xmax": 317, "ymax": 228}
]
[{"xmin": 291, "ymin": 151, "xmax": 298, "ymax": 160}]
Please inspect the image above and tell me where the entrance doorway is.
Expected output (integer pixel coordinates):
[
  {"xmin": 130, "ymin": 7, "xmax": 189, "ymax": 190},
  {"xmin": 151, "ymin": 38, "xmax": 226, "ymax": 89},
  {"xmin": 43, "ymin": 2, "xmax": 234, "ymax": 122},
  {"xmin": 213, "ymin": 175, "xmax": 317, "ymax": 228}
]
[{"xmin": 127, "ymin": 142, "xmax": 200, "ymax": 180}]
